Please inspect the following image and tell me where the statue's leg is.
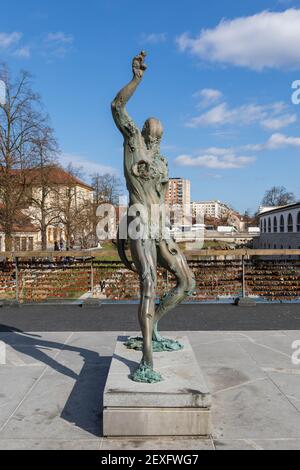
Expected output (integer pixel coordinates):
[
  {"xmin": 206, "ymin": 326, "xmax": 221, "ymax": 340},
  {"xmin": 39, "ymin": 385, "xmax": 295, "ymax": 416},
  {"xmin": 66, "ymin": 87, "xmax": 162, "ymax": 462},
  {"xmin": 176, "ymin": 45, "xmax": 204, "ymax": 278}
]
[
  {"xmin": 128, "ymin": 238, "xmax": 162, "ymax": 383},
  {"xmin": 153, "ymin": 239, "xmax": 196, "ymax": 347}
]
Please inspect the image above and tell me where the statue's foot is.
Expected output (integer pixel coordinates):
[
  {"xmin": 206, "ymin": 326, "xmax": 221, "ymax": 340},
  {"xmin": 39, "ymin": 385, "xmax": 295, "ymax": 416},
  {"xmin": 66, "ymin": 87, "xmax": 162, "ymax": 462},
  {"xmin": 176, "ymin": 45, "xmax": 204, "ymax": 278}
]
[
  {"xmin": 125, "ymin": 336, "xmax": 183, "ymax": 352},
  {"xmin": 131, "ymin": 362, "xmax": 163, "ymax": 383},
  {"xmin": 125, "ymin": 337, "xmax": 143, "ymax": 351},
  {"xmin": 152, "ymin": 335, "xmax": 184, "ymax": 351}
]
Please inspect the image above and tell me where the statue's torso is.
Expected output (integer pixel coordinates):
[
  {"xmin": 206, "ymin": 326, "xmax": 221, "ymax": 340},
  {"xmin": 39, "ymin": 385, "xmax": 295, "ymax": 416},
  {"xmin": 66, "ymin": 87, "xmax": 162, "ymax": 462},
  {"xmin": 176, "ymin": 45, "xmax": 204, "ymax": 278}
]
[
  {"xmin": 124, "ymin": 132, "xmax": 169, "ymax": 206},
  {"xmin": 124, "ymin": 132, "xmax": 169, "ymax": 238}
]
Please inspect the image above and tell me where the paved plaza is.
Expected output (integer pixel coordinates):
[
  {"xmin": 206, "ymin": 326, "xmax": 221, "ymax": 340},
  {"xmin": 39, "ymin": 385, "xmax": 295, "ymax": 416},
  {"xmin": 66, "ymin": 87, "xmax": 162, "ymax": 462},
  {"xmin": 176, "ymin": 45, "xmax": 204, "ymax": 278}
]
[{"xmin": 0, "ymin": 305, "xmax": 300, "ymax": 450}]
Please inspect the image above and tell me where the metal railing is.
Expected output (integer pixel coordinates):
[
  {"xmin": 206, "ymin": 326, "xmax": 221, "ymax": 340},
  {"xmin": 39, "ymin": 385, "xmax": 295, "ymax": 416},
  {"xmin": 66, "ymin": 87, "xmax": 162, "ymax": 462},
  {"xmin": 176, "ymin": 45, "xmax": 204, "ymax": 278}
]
[{"xmin": 0, "ymin": 249, "xmax": 300, "ymax": 303}]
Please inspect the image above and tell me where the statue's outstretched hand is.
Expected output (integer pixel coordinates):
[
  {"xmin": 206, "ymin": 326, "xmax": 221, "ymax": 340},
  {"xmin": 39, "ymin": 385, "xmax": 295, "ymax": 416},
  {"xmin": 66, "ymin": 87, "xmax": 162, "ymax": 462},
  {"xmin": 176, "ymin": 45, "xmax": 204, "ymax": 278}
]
[{"xmin": 132, "ymin": 51, "xmax": 147, "ymax": 79}]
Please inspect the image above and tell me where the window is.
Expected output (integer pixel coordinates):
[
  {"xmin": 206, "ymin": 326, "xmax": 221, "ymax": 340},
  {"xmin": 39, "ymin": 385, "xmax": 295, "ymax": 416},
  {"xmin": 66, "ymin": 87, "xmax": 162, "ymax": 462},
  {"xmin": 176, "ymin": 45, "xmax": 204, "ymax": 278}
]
[
  {"xmin": 260, "ymin": 220, "xmax": 263, "ymax": 232},
  {"xmin": 297, "ymin": 212, "xmax": 300, "ymax": 232},
  {"xmin": 14, "ymin": 237, "xmax": 20, "ymax": 252},
  {"xmin": 273, "ymin": 217, "xmax": 278, "ymax": 233},
  {"xmin": 28, "ymin": 237, "xmax": 33, "ymax": 251},
  {"xmin": 264, "ymin": 219, "xmax": 267, "ymax": 233},
  {"xmin": 288, "ymin": 214, "xmax": 294, "ymax": 233},
  {"xmin": 268, "ymin": 218, "xmax": 271, "ymax": 233},
  {"xmin": 274, "ymin": 244, "xmax": 277, "ymax": 249},
  {"xmin": 21, "ymin": 238, "xmax": 27, "ymax": 251},
  {"xmin": 280, "ymin": 215, "xmax": 285, "ymax": 232}
]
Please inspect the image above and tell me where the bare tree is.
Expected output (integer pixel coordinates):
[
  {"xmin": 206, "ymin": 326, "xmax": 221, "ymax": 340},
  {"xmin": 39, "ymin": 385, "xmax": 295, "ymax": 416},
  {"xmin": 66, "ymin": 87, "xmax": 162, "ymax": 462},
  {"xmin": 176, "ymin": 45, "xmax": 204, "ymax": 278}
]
[
  {"xmin": 261, "ymin": 186, "xmax": 296, "ymax": 207},
  {"xmin": 26, "ymin": 126, "xmax": 60, "ymax": 250},
  {"xmin": 0, "ymin": 65, "xmax": 45, "ymax": 250},
  {"xmin": 55, "ymin": 164, "xmax": 92, "ymax": 249},
  {"xmin": 91, "ymin": 173, "xmax": 122, "ymax": 206},
  {"xmin": 88, "ymin": 173, "xmax": 122, "ymax": 246},
  {"xmin": 75, "ymin": 198, "xmax": 95, "ymax": 248}
]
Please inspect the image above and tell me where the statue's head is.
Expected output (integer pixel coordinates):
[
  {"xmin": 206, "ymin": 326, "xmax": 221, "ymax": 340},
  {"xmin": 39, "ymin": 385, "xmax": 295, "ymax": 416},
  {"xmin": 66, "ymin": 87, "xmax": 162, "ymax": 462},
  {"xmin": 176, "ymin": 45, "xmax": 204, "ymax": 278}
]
[{"xmin": 142, "ymin": 117, "xmax": 164, "ymax": 151}]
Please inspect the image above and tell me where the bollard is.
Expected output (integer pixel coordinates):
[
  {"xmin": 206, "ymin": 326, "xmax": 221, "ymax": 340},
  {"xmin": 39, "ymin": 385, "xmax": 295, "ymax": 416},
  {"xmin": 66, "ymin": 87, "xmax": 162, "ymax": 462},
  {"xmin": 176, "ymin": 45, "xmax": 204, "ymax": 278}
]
[
  {"xmin": 90, "ymin": 258, "xmax": 94, "ymax": 294},
  {"xmin": 235, "ymin": 255, "xmax": 256, "ymax": 306},
  {"xmin": 15, "ymin": 256, "xmax": 19, "ymax": 303}
]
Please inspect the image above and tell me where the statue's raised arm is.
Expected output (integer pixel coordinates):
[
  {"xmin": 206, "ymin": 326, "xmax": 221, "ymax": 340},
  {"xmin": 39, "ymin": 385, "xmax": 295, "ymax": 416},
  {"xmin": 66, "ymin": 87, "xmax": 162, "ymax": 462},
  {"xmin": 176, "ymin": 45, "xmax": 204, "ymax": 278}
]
[{"xmin": 111, "ymin": 51, "xmax": 147, "ymax": 138}]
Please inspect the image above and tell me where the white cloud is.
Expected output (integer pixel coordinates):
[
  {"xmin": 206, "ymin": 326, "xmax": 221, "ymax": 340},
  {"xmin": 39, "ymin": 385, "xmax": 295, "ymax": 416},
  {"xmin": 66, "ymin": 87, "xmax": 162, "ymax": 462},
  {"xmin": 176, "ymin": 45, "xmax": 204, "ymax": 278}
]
[
  {"xmin": 268, "ymin": 133, "xmax": 300, "ymax": 148},
  {"xmin": 186, "ymin": 101, "xmax": 295, "ymax": 130},
  {"xmin": 175, "ymin": 131, "xmax": 300, "ymax": 171},
  {"xmin": 187, "ymin": 103, "xmax": 229, "ymax": 127},
  {"xmin": 202, "ymin": 146, "xmax": 235, "ymax": 156},
  {"xmin": 175, "ymin": 150, "xmax": 255, "ymax": 169},
  {"xmin": 245, "ymin": 133, "xmax": 300, "ymax": 151},
  {"xmin": 43, "ymin": 32, "xmax": 74, "ymax": 59},
  {"xmin": 261, "ymin": 114, "xmax": 297, "ymax": 130},
  {"xmin": 0, "ymin": 32, "xmax": 22, "ymax": 49},
  {"xmin": 46, "ymin": 32, "xmax": 74, "ymax": 44},
  {"xmin": 0, "ymin": 31, "xmax": 74, "ymax": 61},
  {"xmin": 60, "ymin": 153, "xmax": 119, "ymax": 176},
  {"xmin": 13, "ymin": 46, "xmax": 31, "ymax": 58},
  {"xmin": 141, "ymin": 33, "xmax": 167, "ymax": 44},
  {"xmin": 0, "ymin": 32, "xmax": 30, "ymax": 60},
  {"xmin": 176, "ymin": 9, "xmax": 300, "ymax": 70},
  {"xmin": 193, "ymin": 88, "xmax": 223, "ymax": 108}
]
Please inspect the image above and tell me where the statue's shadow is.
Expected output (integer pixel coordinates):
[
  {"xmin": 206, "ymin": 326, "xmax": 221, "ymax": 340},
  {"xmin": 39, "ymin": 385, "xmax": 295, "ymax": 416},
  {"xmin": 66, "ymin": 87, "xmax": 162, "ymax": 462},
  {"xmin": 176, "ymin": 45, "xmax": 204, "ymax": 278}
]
[
  {"xmin": 0, "ymin": 326, "xmax": 112, "ymax": 437},
  {"xmin": 113, "ymin": 335, "xmax": 140, "ymax": 378}
]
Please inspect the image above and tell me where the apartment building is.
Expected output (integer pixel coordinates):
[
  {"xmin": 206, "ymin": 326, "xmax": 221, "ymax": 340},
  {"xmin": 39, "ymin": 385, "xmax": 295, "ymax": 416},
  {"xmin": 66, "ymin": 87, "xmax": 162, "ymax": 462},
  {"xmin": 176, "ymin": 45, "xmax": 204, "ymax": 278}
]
[
  {"xmin": 192, "ymin": 200, "xmax": 231, "ymax": 220},
  {"xmin": 165, "ymin": 178, "xmax": 191, "ymax": 207}
]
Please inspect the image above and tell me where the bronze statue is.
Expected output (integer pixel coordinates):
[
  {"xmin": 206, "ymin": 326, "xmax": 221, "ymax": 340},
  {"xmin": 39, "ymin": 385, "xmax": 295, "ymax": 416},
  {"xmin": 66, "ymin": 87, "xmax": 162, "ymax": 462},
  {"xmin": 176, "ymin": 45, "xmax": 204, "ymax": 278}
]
[{"xmin": 112, "ymin": 52, "xmax": 195, "ymax": 383}]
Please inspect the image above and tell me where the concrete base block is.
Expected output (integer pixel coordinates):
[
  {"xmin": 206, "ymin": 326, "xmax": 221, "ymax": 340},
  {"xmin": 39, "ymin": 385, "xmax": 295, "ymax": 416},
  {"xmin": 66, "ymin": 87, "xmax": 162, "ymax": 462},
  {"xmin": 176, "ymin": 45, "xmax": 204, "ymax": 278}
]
[
  {"xmin": 82, "ymin": 298, "xmax": 102, "ymax": 308},
  {"xmin": 235, "ymin": 297, "xmax": 257, "ymax": 307},
  {"xmin": 104, "ymin": 408, "xmax": 211, "ymax": 437},
  {"xmin": 103, "ymin": 336, "xmax": 212, "ymax": 437}
]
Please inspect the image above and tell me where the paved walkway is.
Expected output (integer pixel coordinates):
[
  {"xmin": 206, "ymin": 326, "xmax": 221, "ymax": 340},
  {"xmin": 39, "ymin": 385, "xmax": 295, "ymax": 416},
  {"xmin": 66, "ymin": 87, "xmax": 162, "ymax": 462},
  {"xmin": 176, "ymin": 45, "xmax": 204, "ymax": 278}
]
[
  {"xmin": 1, "ymin": 303, "xmax": 300, "ymax": 331},
  {"xmin": 0, "ymin": 327, "xmax": 300, "ymax": 450}
]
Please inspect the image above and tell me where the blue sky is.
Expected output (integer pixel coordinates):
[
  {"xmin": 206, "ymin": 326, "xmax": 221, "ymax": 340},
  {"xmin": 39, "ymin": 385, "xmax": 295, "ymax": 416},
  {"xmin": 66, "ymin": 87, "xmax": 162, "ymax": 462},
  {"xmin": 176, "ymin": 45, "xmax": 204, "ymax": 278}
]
[{"xmin": 1, "ymin": 0, "xmax": 300, "ymax": 213}]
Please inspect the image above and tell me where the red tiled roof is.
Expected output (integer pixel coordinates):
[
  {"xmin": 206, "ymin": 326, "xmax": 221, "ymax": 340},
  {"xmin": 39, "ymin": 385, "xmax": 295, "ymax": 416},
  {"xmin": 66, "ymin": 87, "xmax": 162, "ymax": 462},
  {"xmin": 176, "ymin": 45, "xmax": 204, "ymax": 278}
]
[
  {"xmin": 25, "ymin": 166, "xmax": 93, "ymax": 191},
  {"xmin": 0, "ymin": 166, "xmax": 93, "ymax": 191},
  {"xmin": 0, "ymin": 208, "xmax": 39, "ymax": 234}
]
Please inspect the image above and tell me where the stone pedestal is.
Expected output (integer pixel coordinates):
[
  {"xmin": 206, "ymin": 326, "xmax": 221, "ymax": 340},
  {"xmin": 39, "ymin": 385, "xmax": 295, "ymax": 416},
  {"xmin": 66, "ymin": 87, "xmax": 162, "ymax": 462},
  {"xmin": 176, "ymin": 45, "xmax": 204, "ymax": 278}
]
[{"xmin": 103, "ymin": 336, "xmax": 212, "ymax": 437}]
